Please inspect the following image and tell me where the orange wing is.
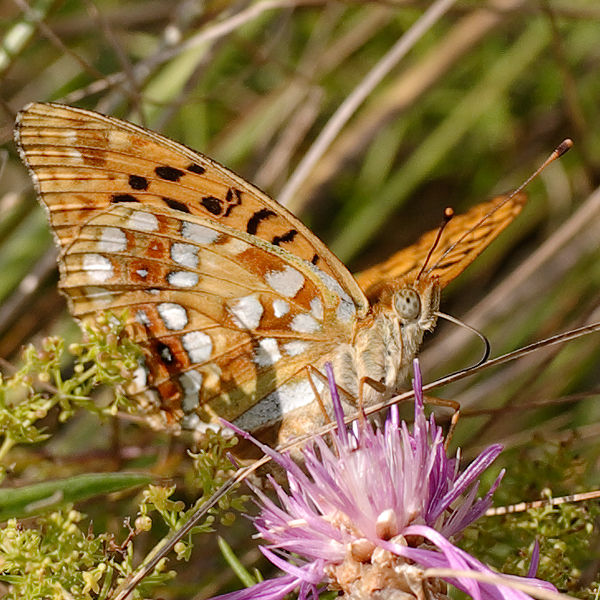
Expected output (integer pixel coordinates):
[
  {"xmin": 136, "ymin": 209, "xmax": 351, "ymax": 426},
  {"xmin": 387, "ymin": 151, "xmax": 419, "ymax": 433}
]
[
  {"xmin": 14, "ymin": 103, "xmax": 368, "ymax": 432},
  {"xmin": 355, "ymin": 193, "xmax": 527, "ymax": 302},
  {"xmin": 15, "ymin": 102, "xmax": 370, "ymax": 317}
]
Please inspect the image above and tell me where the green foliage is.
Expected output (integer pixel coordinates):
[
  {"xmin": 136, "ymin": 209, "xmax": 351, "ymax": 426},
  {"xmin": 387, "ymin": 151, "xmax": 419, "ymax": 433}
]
[
  {"xmin": 0, "ymin": 320, "xmax": 247, "ymax": 599},
  {"xmin": 0, "ymin": 472, "xmax": 152, "ymax": 521},
  {"xmin": 190, "ymin": 431, "xmax": 250, "ymax": 518},
  {"xmin": 138, "ymin": 433, "xmax": 249, "ymax": 563},
  {"xmin": 460, "ymin": 440, "xmax": 600, "ymax": 597},
  {"xmin": 1, "ymin": 509, "xmax": 119, "ymax": 600},
  {"xmin": 0, "ymin": 313, "xmax": 141, "ymax": 474},
  {"xmin": 0, "ymin": 505, "xmax": 179, "ymax": 600}
]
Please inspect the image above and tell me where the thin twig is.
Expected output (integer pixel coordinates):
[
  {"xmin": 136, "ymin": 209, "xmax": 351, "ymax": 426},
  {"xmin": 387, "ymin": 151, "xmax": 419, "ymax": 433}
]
[{"xmin": 277, "ymin": 0, "xmax": 459, "ymax": 207}]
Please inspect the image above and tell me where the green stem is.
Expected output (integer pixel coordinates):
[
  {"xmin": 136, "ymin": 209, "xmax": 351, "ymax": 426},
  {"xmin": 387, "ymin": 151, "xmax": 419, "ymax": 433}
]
[{"xmin": 0, "ymin": 435, "xmax": 16, "ymax": 463}]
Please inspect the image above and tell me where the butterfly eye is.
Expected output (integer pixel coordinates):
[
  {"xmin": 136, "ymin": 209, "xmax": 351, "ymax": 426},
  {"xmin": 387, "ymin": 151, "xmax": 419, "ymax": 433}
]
[{"xmin": 394, "ymin": 289, "xmax": 421, "ymax": 322}]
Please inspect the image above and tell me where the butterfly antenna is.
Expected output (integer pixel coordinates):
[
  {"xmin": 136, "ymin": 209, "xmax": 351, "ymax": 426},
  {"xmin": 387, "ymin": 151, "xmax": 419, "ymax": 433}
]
[
  {"xmin": 426, "ymin": 139, "xmax": 573, "ymax": 276},
  {"xmin": 416, "ymin": 207, "xmax": 454, "ymax": 281},
  {"xmin": 434, "ymin": 311, "xmax": 491, "ymax": 373},
  {"xmin": 509, "ymin": 138, "xmax": 573, "ymax": 199}
]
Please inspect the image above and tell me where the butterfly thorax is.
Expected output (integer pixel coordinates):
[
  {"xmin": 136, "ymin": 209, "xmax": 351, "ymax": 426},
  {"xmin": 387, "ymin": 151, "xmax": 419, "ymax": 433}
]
[
  {"xmin": 257, "ymin": 276, "xmax": 442, "ymax": 457},
  {"xmin": 332, "ymin": 276, "xmax": 441, "ymax": 406}
]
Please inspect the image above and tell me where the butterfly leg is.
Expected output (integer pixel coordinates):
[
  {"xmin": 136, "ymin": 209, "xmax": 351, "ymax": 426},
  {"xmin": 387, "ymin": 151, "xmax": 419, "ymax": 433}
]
[
  {"xmin": 306, "ymin": 365, "xmax": 332, "ymax": 425},
  {"xmin": 358, "ymin": 376, "xmax": 388, "ymax": 417},
  {"xmin": 421, "ymin": 394, "xmax": 461, "ymax": 448},
  {"xmin": 358, "ymin": 376, "xmax": 387, "ymax": 401},
  {"xmin": 355, "ymin": 376, "xmax": 389, "ymax": 429},
  {"xmin": 307, "ymin": 365, "xmax": 368, "ymax": 423},
  {"xmin": 354, "ymin": 376, "xmax": 461, "ymax": 448}
]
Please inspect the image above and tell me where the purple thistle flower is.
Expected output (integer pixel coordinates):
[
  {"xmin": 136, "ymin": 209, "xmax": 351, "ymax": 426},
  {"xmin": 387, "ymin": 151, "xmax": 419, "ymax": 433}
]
[{"xmin": 216, "ymin": 360, "xmax": 556, "ymax": 600}]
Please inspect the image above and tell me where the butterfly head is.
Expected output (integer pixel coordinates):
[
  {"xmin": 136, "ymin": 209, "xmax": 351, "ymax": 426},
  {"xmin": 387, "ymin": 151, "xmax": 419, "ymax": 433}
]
[{"xmin": 378, "ymin": 275, "xmax": 441, "ymax": 334}]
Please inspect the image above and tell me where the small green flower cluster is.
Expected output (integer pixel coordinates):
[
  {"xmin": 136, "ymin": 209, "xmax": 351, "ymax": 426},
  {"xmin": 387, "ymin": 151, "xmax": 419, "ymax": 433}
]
[
  {"xmin": 1, "ymin": 508, "xmax": 114, "ymax": 599},
  {"xmin": 0, "ymin": 501, "xmax": 180, "ymax": 599},
  {"xmin": 0, "ymin": 313, "xmax": 142, "ymax": 474}
]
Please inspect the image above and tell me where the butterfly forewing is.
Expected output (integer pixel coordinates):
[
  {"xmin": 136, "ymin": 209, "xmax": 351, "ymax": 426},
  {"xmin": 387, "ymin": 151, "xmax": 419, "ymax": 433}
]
[
  {"xmin": 15, "ymin": 101, "xmax": 526, "ymax": 450},
  {"xmin": 16, "ymin": 102, "xmax": 369, "ymax": 317},
  {"xmin": 355, "ymin": 193, "xmax": 527, "ymax": 301}
]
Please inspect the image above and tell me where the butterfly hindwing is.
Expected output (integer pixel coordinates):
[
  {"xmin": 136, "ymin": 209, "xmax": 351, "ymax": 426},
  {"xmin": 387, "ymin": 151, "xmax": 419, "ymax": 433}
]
[{"xmin": 53, "ymin": 199, "xmax": 359, "ymax": 426}]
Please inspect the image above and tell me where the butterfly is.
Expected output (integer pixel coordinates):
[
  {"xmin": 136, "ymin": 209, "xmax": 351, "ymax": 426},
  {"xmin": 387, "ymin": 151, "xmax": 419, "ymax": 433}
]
[{"xmin": 14, "ymin": 102, "xmax": 526, "ymax": 453}]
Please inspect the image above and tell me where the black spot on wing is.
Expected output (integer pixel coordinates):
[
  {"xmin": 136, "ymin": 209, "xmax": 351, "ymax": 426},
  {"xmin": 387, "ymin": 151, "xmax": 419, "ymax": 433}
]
[
  {"xmin": 311, "ymin": 254, "xmax": 320, "ymax": 265},
  {"xmin": 187, "ymin": 163, "xmax": 206, "ymax": 175},
  {"xmin": 247, "ymin": 208, "xmax": 276, "ymax": 234},
  {"xmin": 111, "ymin": 193, "xmax": 139, "ymax": 203},
  {"xmin": 157, "ymin": 342, "xmax": 175, "ymax": 365},
  {"xmin": 201, "ymin": 196, "xmax": 224, "ymax": 215},
  {"xmin": 272, "ymin": 229, "xmax": 298, "ymax": 246},
  {"xmin": 155, "ymin": 165, "xmax": 185, "ymax": 182},
  {"xmin": 163, "ymin": 197, "xmax": 191, "ymax": 213},
  {"xmin": 129, "ymin": 174, "xmax": 148, "ymax": 190},
  {"xmin": 223, "ymin": 188, "xmax": 242, "ymax": 217}
]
